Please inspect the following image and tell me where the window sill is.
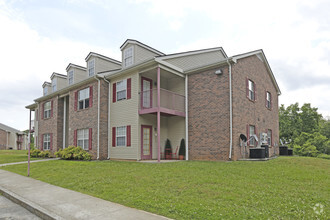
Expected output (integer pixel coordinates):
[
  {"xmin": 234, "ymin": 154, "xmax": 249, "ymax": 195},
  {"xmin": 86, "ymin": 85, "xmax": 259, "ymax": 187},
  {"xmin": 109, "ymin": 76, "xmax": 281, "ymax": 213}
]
[{"xmin": 77, "ymin": 107, "xmax": 90, "ymax": 112}]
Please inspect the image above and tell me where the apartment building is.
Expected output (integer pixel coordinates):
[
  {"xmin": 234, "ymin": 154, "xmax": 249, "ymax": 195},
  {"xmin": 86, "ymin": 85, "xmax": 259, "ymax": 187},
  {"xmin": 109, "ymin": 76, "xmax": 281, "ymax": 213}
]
[
  {"xmin": 0, "ymin": 123, "xmax": 28, "ymax": 150},
  {"xmin": 26, "ymin": 39, "xmax": 281, "ymax": 161}
]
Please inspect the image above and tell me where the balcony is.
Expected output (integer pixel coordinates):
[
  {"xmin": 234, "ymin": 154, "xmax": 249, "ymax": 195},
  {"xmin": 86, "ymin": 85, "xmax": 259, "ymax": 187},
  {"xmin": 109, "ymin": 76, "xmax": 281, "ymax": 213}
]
[{"xmin": 139, "ymin": 88, "xmax": 185, "ymax": 117}]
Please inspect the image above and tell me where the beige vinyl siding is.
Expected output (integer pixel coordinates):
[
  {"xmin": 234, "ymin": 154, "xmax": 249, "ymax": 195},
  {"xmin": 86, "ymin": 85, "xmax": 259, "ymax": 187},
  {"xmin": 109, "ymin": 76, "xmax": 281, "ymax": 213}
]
[
  {"xmin": 167, "ymin": 77, "xmax": 185, "ymax": 96},
  {"xmin": 121, "ymin": 43, "xmax": 159, "ymax": 68},
  {"xmin": 67, "ymin": 67, "xmax": 87, "ymax": 84},
  {"xmin": 110, "ymin": 72, "xmax": 139, "ymax": 160},
  {"xmin": 164, "ymin": 51, "xmax": 226, "ymax": 71},
  {"xmin": 56, "ymin": 77, "xmax": 67, "ymax": 91},
  {"xmin": 96, "ymin": 57, "xmax": 121, "ymax": 73}
]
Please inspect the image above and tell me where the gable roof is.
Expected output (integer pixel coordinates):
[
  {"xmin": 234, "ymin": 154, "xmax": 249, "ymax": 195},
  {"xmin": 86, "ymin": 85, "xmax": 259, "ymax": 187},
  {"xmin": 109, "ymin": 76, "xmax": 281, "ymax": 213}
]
[
  {"xmin": 42, "ymin": 81, "xmax": 51, "ymax": 88},
  {"xmin": 85, "ymin": 52, "xmax": 121, "ymax": 65},
  {"xmin": 231, "ymin": 49, "xmax": 281, "ymax": 95},
  {"xmin": 120, "ymin": 39, "xmax": 165, "ymax": 56},
  {"xmin": 0, "ymin": 123, "xmax": 24, "ymax": 134},
  {"xmin": 66, "ymin": 63, "xmax": 86, "ymax": 72},
  {"xmin": 50, "ymin": 72, "xmax": 67, "ymax": 80}
]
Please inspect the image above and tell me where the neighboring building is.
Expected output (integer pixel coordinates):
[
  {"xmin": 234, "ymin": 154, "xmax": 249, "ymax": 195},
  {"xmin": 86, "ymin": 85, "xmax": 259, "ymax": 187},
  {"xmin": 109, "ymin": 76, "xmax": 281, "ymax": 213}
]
[
  {"xmin": 26, "ymin": 39, "xmax": 281, "ymax": 161},
  {"xmin": 0, "ymin": 123, "xmax": 28, "ymax": 150}
]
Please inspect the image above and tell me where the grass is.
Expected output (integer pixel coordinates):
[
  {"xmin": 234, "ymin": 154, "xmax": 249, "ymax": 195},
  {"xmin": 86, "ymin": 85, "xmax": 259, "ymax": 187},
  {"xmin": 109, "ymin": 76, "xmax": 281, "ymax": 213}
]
[
  {"xmin": 0, "ymin": 150, "xmax": 40, "ymax": 164},
  {"xmin": 1, "ymin": 157, "xmax": 329, "ymax": 219}
]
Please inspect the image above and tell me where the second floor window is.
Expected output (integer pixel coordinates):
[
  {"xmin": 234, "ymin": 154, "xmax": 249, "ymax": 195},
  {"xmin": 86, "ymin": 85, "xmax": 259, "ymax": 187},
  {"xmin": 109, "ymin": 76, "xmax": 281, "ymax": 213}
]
[
  {"xmin": 52, "ymin": 78, "xmax": 57, "ymax": 92},
  {"xmin": 68, "ymin": 70, "xmax": 74, "ymax": 85},
  {"xmin": 248, "ymin": 80, "xmax": 255, "ymax": 101},
  {"xmin": 88, "ymin": 59, "xmax": 95, "ymax": 76},
  {"xmin": 44, "ymin": 101, "xmax": 51, "ymax": 119},
  {"xmin": 43, "ymin": 133, "xmax": 50, "ymax": 150},
  {"xmin": 117, "ymin": 80, "xmax": 127, "ymax": 101},
  {"xmin": 78, "ymin": 88, "xmax": 90, "ymax": 110},
  {"xmin": 124, "ymin": 47, "xmax": 133, "ymax": 67},
  {"xmin": 266, "ymin": 91, "xmax": 272, "ymax": 109}
]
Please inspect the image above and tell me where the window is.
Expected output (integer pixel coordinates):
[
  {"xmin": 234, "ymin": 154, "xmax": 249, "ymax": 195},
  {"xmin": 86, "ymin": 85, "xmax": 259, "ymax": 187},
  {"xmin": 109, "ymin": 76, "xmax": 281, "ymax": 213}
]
[
  {"xmin": 266, "ymin": 91, "xmax": 271, "ymax": 109},
  {"xmin": 117, "ymin": 80, "xmax": 127, "ymax": 101},
  {"xmin": 44, "ymin": 101, "xmax": 51, "ymax": 119},
  {"xmin": 124, "ymin": 47, "xmax": 133, "ymax": 67},
  {"xmin": 249, "ymin": 125, "xmax": 256, "ymax": 146},
  {"xmin": 267, "ymin": 129, "xmax": 272, "ymax": 146},
  {"xmin": 77, "ymin": 129, "xmax": 89, "ymax": 150},
  {"xmin": 78, "ymin": 88, "xmax": 90, "ymax": 110},
  {"xmin": 43, "ymin": 134, "xmax": 50, "ymax": 150},
  {"xmin": 68, "ymin": 70, "xmax": 74, "ymax": 85},
  {"xmin": 43, "ymin": 87, "xmax": 48, "ymax": 96},
  {"xmin": 116, "ymin": 126, "xmax": 126, "ymax": 146},
  {"xmin": 248, "ymin": 80, "xmax": 255, "ymax": 101},
  {"xmin": 88, "ymin": 59, "xmax": 95, "ymax": 76},
  {"xmin": 52, "ymin": 78, "xmax": 57, "ymax": 92}
]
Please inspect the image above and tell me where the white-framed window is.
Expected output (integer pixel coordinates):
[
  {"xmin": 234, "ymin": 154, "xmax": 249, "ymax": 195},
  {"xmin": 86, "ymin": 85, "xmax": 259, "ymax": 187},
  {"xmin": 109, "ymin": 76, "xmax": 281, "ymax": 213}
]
[
  {"xmin": 43, "ymin": 87, "xmax": 48, "ymax": 96},
  {"xmin": 52, "ymin": 78, "xmax": 57, "ymax": 92},
  {"xmin": 77, "ymin": 128, "xmax": 89, "ymax": 150},
  {"xmin": 116, "ymin": 126, "xmax": 126, "ymax": 146},
  {"xmin": 249, "ymin": 125, "xmax": 256, "ymax": 146},
  {"xmin": 88, "ymin": 59, "xmax": 95, "ymax": 76},
  {"xmin": 44, "ymin": 101, "xmax": 51, "ymax": 119},
  {"xmin": 267, "ymin": 129, "xmax": 272, "ymax": 146},
  {"xmin": 124, "ymin": 47, "xmax": 133, "ymax": 67},
  {"xmin": 68, "ymin": 70, "xmax": 74, "ymax": 85},
  {"xmin": 266, "ymin": 91, "xmax": 271, "ymax": 109},
  {"xmin": 43, "ymin": 133, "xmax": 50, "ymax": 150},
  {"xmin": 117, "ymin": 80, "xmax": 127, "ymax": 101},
  {"xmin": 78, "ymin": 88, "xmax": 90, "ymax": 110},
  {"xmin": 248, "ymin": 80, "xmax": 255, "ymax": 101}
]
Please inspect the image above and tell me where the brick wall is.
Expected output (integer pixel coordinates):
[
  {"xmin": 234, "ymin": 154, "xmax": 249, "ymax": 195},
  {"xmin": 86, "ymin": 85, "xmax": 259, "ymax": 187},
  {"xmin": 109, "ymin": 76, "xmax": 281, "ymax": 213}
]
[
  {"xmin": 0, "ymin": 129, "xmax": 7, "ymax": 150},
  {"xmin": 231, "ymin": 55, "xmax": 279, "ymax": 160},
  {"xmin": 188, "ymin": 66, "xmax": 231, "ymax": 161}
]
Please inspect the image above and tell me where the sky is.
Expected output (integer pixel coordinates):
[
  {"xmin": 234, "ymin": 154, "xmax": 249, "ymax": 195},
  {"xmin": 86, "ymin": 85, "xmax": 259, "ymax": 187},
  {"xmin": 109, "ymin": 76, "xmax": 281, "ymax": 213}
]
[{"xmin": 0, "ymin": 0, "xmax": 329, "ymax": 131}]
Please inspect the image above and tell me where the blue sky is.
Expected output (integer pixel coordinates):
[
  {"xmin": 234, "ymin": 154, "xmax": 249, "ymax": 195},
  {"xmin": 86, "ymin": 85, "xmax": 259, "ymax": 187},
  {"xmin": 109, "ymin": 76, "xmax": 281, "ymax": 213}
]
[{"xmin": 0, "ymin": 0, "xmax": 329, "ymax": 130}]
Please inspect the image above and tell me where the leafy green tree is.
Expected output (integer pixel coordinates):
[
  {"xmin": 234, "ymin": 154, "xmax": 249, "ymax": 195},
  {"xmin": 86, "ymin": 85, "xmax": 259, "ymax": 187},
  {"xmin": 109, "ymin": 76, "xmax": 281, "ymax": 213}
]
[
  {"xmin": 320, "ymin": 118, "xmax": 330, "ymax": 139},
  {"xmin": 300, "ymin": 103, "xmax": 322, "ymax": 133},
  {"xmin": 279, "ymin": 103, "xmax": 302, "ymax": 144}
]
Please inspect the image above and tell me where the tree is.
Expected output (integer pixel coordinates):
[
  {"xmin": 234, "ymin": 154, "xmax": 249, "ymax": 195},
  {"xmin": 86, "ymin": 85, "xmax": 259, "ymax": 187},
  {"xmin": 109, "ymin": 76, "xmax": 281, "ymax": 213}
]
[
  {"xmin": 300, "ymin": 103, "xmax": 322, "ymax": 134},
  {"xmin": 320, "ymin": 118, "xmax": 330, "ymax": 139},
  {"xmin": 279, "ymin": 103, "xmax": 302, "ymax": 144}
]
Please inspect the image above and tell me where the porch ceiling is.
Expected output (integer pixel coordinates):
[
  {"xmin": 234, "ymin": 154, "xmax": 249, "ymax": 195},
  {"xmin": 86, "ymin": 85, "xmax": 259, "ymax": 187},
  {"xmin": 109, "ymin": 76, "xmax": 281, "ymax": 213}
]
[{"xmin": 140, "ymin": 68, "xmax": 181, "ymax": 80}]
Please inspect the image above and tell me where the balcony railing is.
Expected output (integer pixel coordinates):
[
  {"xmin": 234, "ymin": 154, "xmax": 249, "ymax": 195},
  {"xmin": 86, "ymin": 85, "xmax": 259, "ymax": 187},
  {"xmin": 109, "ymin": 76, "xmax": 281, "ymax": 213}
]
[{"xmin": 139, "ymin": 88, "xmax": 185, "ymax": 116}]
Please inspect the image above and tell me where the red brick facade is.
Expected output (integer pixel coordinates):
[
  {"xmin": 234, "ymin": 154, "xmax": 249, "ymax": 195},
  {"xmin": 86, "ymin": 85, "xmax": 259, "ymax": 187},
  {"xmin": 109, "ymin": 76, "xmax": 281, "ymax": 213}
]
[
  {"xmin": 0, "ymin": 129, "xmax": 7, "ymax": 150},
  {"xmin": 188, "ymin": 55, "xmax": 279, "ymax": 161}
]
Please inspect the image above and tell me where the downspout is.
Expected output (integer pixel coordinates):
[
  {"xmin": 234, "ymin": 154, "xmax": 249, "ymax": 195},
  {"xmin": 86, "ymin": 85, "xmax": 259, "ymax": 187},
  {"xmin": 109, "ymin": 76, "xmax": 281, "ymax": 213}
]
[
  {"xmin": 185, "ymin": 74, "xmax": 189, "ymax": 160},
  {"xmin": 63, "ymin": 96, "xmax": 66, "ymax": 149},
  {"xmin": 94, "ymin": 76, "xmax": 101, "ymax": 160},
  {"xmin": 103, "ymin": 76, "xmax": 111, "ymax": 160},
  {"xmin": 227, "ymin": 60, "xmax": 233, "ymax": 160}
]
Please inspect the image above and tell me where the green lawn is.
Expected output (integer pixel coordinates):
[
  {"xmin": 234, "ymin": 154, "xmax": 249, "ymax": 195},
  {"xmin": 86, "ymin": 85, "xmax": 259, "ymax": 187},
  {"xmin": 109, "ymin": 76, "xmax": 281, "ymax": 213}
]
[
  {"xmin": 1, "ymin": 157, "xmax": 329, "ymax": 219},
  {"xmin": 0, "ymin": 150, "xmax": 39, "ymax": 164}
]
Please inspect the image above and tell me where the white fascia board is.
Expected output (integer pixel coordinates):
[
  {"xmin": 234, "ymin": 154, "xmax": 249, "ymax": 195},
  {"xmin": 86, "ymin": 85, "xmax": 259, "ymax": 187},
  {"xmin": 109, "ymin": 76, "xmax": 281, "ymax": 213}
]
[
  {"xmin": 85, "ymin": 52, "xmax": 121, "ymax": 65},
  {"xmin": 160, "ymin": 47, "xmax": 224, "ymax": 60},
  {"xmin": 66, "ymin": 63, "xmax": 86, "ymax": 72},
  {"xmin": 120, "ymin": 39, "xmax": 165, "ymax": 56}
]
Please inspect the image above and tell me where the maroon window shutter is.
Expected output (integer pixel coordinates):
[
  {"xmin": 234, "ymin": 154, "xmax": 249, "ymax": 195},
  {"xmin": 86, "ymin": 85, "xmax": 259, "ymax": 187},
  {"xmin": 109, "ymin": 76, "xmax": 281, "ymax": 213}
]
[
  {"xmin": 127, "ymin": 78, "xmax": 131, "ymax": 100},
  {"xmin": 246, "ymin": 78, "xmax": 249, "ymax": 99},
  {"xmin": 113, "ymin": 83, "xmax": 116, "ymax": 103},
  {"xmin": 246, "ymin": 124, "xmax": 249, "ymax": 145},
  {"xmin": 254, "ymin": 83, "xmax": 257, "ymax": 101},
  {"xmin": 127, "ymin": 125, "xmax": 131, "ymax": 146},
  {"xmin": 41, "ymin": 103, "xmax": 44, "ymax": 119},
  {"xmin": 74, "ymin": 130, "xmax": 77, "ymax": 146},
  {"xmin": 41, "ymin": 135, "xmax": 44, "ymax": 151},
  {"xmin": 51, "ymin": 100, "xmax": 54, "ymax": 117},
  {"xmin": 50, "ymin": 133, "xmax": 53, "ymax": 151},
  {"xmin": 112, "ymin": 127, "xmax": 116, "ymax": 147},
  {"xmin": 74, "ymin": 91, "xmax": 78, "ymax": 111},
  {"xmin": 89, "ymin": 128, "xmax": 92, "ymax": 150},
  {"xmin": 89, "ymin": 86, "xmax": 93, "ymax": 107}
]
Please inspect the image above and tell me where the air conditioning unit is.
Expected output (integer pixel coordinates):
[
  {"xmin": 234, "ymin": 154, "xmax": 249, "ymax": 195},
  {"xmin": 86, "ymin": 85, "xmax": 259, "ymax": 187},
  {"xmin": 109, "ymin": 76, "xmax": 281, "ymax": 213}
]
[{"xmin": 260, "ymin": 133, "xmax": 268, "ymax": 145}]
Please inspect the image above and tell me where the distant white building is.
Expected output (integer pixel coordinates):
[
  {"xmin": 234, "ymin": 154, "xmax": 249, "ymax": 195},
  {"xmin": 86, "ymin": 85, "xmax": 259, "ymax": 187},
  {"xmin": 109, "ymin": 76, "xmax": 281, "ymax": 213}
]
[{"xmin": 0, "ymin": 123, "xmax": 28, "ymax": 150}]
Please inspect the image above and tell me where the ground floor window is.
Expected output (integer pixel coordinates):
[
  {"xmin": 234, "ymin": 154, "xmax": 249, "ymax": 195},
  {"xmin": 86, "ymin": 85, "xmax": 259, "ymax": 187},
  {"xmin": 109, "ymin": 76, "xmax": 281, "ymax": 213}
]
[
  {"xmin": 43, "ymin": 134, "xmax": 50, "ymax": 150},
  {"xmin": 116, "ymin": 126, "xmax": 126, "ymax": 146},
  {"xmin": 249, "ymin": 125, "xmax": 256, "ymax": 146},
  {"xmin": 77, "ymin": 128, "xmax": 89, "ymax": 150},
  {"xmin": 267, "ymin": 129, "xmax": 272, "ymax": 146}
]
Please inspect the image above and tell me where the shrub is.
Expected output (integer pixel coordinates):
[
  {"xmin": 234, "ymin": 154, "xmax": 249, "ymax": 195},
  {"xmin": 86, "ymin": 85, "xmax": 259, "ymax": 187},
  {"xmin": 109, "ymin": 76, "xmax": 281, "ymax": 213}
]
[
  {"xmin": 164, "ymin": 139, "xmax": 172, "ymax": 159},
  {"xmin": 30, "ymin": 149, "xmax": 41, "ymax": 158},
  {"xmin": 55, "ymin": 146, "xmax": 91, "ymax": 161},
  {"xmin": 179, "ymin": 138, "xmax": 186, "ymax": 156},
  {"xmin": 293, "ymin": 143, "xmax": 318, "ymax": 157},
  {"xmin": 317, "ymin": 153, "xmax": 330, "ymax": 160},
  {"xmin": 39, "ymin": 150, "xmax": 50, "ymax": 158}
]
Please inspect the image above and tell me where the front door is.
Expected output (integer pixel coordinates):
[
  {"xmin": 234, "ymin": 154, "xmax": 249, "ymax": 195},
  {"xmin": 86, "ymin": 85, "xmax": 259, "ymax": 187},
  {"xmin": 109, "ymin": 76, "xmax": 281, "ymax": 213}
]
[
  {"xmin": 141, "ymin": 77, "xmax": 152, "ymax": 109},
  {"xmin": 141, "ymin": 125, "xmax": 152, "ymax": 160}
]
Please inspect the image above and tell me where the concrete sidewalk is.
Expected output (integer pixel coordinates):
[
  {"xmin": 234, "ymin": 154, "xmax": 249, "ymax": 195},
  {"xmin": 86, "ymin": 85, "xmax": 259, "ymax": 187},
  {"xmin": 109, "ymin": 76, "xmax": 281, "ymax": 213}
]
[{"xmin": 0, "ymin": 170, "xmax": 169, "ymax": 220}]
